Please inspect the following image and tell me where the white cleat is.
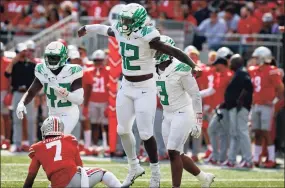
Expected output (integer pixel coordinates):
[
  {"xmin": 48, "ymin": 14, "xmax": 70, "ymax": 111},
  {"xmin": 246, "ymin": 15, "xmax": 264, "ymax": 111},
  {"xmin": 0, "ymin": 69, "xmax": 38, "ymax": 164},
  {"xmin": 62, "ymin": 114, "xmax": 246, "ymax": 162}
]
[
  {"xmin": 149, "ymin": 171, "xmax": 160, "ymax": 188},
  {"xmin": 121, "ymin": 165, "xmax": 145, "ymax": 187},
  {"xmin": 201, "ymin": 173, "xmax": 215, "ymax": 188}
]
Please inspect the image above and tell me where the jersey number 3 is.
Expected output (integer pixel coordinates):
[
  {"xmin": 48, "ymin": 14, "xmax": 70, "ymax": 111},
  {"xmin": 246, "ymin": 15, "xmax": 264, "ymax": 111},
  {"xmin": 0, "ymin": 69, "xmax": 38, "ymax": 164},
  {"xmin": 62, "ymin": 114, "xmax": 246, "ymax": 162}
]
[
  {"xmin": 120, "ymin": 42, "xmax": 141, "ymax": 71},
  {"xmin": 156, "ymin": 81, "xmax": 169, "ymax": 105},
  {"xmin": 44, "ymin": 83, "xmax": 72, "ymax": 108},
  {"xmin": 46, "ymin": 140, "xmax": 62, "ymax": 161}
]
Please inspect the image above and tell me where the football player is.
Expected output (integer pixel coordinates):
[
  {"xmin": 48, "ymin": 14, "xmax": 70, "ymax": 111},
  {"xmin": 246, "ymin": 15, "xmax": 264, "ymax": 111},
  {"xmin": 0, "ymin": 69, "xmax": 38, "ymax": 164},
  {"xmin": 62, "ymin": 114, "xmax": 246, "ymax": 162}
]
[
  {"xmin": 83, "ymin": 49, "xmax": 109, "ymax": 147},
  {"xmin": 78, "ymin": 3, "xmax": 201, "ymax": 187},
  {"xmin": 23, "ymin": 116, "xmax": 122, "ymax": 188},
  {"xmin": 16, "ymin": 41, "xmax": 83, "ymax": 135},
  {"xmin": 248, "ymin": 46, "xmax": 284, "ymax": 168},
  {"xmin": 155, "ymin": 35, "xmax": 215, "ymax": 188}
]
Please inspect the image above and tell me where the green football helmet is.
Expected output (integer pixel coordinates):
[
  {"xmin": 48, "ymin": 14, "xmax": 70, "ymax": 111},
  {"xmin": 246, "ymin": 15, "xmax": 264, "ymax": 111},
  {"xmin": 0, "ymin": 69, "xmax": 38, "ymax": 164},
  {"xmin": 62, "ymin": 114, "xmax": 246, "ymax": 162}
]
[
  {"xmin": 155, "ymin": 35, "xmax": 175, "ymax": 65},
  {"xmin": 44, "ymin": 41, "xmax": 68, "ymax": 70},
  {"xmin": 118, "ymin": 3, "xmax": 147, "ymax": 34}
]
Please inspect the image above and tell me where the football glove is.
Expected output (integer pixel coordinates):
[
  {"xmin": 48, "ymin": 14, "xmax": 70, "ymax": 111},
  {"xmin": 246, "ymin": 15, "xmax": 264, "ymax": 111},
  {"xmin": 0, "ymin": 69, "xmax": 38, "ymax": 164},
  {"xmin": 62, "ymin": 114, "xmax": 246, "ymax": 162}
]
[
  {"xmin": 191, "ymin": 112, "xmax": 202, "ymax": 138},
  {"xmin": 16, "ymin": 102, "xmax": 27, "ymax": 119}
]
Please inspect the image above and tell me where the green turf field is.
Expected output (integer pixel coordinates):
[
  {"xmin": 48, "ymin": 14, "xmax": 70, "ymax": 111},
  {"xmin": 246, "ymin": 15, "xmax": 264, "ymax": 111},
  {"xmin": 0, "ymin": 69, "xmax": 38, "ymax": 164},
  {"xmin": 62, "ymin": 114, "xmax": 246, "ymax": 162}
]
[{"xmin": 1, "ymin": 154, "xmax": 284, "ymax": 188}]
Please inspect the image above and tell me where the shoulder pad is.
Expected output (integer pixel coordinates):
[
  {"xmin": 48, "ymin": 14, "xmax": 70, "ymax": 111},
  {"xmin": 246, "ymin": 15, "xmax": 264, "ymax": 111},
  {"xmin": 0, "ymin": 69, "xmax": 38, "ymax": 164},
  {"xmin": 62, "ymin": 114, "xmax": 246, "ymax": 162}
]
[
  {"xmin": 69, "ymin": 64, "xmax": 83, "ymax": 74},
  {"xmin": 65, "ymin": 134, "xmax": 78, "ymax": 145},
  {"xmin": 64, "ymin": 64, "xmax": 83, "ymax": 81},
  {"xmin": 28, "ymin": 142, "xmax": 41, "ymax": 159},
  {"xmin": 35, "ymin": 63, "xmax": 45, "ymax": 75},
  {"xmin": 139, "ymin": 26, "xmax": 160, "ymax": 42},
  {"xmin": 175, "ymin": 63, "xmax": 191, "ymax": 72},
  {"xmin": 269, "ymin": 68, "xmax": 281, "ymax": 76}
]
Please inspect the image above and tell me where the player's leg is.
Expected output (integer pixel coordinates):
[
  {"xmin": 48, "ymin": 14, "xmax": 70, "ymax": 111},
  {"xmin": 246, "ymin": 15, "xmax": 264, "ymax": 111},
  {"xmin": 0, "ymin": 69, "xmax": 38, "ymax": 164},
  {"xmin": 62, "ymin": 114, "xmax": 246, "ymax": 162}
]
[
  {"xmin": 154, "ymin": 108, "xmax": 167, "ymax": 159},
  {"xmin": 192, "ymin": 136, "xmax": 202, "ymax": 162},
  {"xmin": 98, "ymin": 102, "xmax": 109, "ymax": 149},
  {"xmin": 202, "ymin": 110, "xmax": 213, "ymax": 159},
  {"xmin": 89, "ymin": 102, "xmax": 100, "ymax": 145},
  {"xmin": 61, "ymin": 107, "xmax": 80, "ymax": 135},
  {"xmin": 218, "ymin": 109, "xmax": 230, "ymax": 163},
  {"xmin": 134, "ymin": 88, "xmax": 160, "ymax": 186},
  {"xmin": 251, "ymin": 105, "xmax": 262, "ymax": 166},
  {"xmin": 11, "ymin": 92, "xmax": 23, "ymax": 151},
  {"xmin": 261, "ymin": 105, "xmax": 276, "ymax": 167},
  {"xmin": 116, "ymin": 87, "xmax": 143, "ymax": 186},
  {"xmin": 237, "ymin": 107, "xmax": 252, "ymax": 167}
]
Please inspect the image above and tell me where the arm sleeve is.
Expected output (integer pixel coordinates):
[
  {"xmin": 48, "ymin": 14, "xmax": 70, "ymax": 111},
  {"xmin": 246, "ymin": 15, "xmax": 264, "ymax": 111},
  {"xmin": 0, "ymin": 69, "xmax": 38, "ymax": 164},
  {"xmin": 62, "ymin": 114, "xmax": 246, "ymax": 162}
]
[
  {"xmin": 181, "ymin": 74, "xmax": 202, "ymax": 114},
  {"xmin": 28, "ymin": 156, "xmax": 41, "ymax": 175},
  {"xmin": 199, "ymin": 87, "xmax": 216, "ymax": 98},
  {"xmin": 85, "ymin": 24, "xmax": 110, "ymax": 36},
  {"xmin": 66, "ymin": 88, "xmax": 84, "ymax": 105}
]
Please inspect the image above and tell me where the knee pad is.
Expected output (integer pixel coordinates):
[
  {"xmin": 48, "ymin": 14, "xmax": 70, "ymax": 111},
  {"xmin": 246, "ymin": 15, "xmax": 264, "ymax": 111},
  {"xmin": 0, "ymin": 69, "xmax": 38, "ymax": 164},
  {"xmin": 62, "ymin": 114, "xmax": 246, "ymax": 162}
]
[{"xmin": 117, "ymin": 124, "xmax": 132, "ymax": 136}]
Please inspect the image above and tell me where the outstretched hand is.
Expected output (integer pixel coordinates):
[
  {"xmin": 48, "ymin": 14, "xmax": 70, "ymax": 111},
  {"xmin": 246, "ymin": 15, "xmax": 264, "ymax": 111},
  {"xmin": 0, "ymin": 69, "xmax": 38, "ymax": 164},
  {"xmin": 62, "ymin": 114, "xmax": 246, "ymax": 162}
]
[{"xmin": 78, "ymin": 26, "xmax": 87, "ymax": 37}]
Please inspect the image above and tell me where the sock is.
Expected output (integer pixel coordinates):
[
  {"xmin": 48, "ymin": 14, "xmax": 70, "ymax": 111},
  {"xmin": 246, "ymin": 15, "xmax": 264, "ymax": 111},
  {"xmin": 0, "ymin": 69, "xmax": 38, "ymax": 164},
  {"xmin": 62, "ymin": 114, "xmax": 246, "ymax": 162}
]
[
  {"xmin": 0, "ymin": 135, "xmax": 5, "ymax": 141},
  {"xmin": 102, "ymin": 171, "xmax": 122, "ymax": 187},
  {"xmin": 196, "ymin": 170, "xmax": 207, "ymax": 181},
  {"xmin": 253, "ymin": 145, "xmax": 262, "ymax": 162},
  {"xmin": 84, "ymin": 130, "xmax": 91, "ymax": 148},
  {"xmin": 22, "ymin": 140, "xmax": 29, "ymax": 146},
  {"xmin": 120, "ymin": 133, "xmax": 138, "ymax": 166},
  {"xmin": 150, "ymin": 162, "xmax": 160, "ymax": 175},
  {"xmin": 207, "ymin": 145, "xmax": 212, "ymax": 151},
  {"xmin": 267, "ymin": 145, "xmax": 275, "ymax": 161}
]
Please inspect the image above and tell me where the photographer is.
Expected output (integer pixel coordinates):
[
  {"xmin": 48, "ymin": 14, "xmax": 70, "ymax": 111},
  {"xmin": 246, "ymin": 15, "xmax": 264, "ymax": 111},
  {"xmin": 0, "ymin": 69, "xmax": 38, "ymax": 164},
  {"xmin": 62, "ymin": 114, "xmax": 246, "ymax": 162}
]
[{"xmin": 4, "ymin": 43, "xmax": 36, "ymax": 152}]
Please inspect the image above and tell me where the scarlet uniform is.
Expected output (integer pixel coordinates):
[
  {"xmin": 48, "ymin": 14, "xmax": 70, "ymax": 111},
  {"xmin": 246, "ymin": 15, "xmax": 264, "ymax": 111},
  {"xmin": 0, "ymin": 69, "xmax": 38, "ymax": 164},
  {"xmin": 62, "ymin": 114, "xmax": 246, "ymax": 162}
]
[
  {"xmin": 248, "ymin": 65, "xmax": 283, "ymax": 105},
  {"xmin": 83, "ymin": 66, "xmax": 110, "ymax": 103},
  {"xmin": 212, "ymin": 69, "xmax": 233, "ymax": 109},
  {"xmin": 1, "ymin": 56, "xmax": 11, "ymax": 114},
  {"xmin": 28, "ymin": 135, "xmax": 82, "ymax": 188}
]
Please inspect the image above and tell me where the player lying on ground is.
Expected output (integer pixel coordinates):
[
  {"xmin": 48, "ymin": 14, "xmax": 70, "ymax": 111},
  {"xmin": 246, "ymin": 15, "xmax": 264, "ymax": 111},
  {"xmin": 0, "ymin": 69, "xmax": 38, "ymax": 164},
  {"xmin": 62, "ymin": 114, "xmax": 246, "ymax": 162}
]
[
  {"xmin": 78, "ymin": 3, "xmax": 201, "ymax": 187},
  {"xmin": 16, "ymin": 41, "xmax": 83, "ymax": 136},
  {"xmin": 155, "ymin": 35, "xmax": 215, "ymax": 188},
  {"xmin": 23, "ymin": 116, "xmax": 122, "ymax": 188}
]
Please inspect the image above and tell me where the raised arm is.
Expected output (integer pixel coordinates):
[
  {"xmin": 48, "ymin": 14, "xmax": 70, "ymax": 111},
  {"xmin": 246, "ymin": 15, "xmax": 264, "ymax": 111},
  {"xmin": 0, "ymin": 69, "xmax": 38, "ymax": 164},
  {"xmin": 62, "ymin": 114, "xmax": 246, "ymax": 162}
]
[
  {"xmin": 21, "ymin": 77, "xmax": 43, "ymax": 105},
  {"xmin": 78, "ymin": 24, "xmax": 115, "ymax": 37}
]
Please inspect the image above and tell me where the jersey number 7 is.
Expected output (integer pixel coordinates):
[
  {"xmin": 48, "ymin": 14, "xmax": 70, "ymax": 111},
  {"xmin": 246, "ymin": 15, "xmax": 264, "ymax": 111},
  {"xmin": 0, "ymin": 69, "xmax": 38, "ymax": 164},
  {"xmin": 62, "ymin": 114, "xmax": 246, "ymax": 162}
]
[{"xmin": 46, "ymin": 140, "xmax": 62, "ymax": 161}]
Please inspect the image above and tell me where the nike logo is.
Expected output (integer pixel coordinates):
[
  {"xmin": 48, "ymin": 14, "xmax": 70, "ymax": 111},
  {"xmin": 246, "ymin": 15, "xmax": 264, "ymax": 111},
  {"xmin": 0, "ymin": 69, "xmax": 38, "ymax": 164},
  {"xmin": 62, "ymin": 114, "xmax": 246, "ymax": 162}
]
[
  {"xmin": 142, "ymin": 91, "xmax": 147, "ymax": 94},
  {"xmin": 178, "ymin": 111, "xmax": 184, "ymax": 113}
]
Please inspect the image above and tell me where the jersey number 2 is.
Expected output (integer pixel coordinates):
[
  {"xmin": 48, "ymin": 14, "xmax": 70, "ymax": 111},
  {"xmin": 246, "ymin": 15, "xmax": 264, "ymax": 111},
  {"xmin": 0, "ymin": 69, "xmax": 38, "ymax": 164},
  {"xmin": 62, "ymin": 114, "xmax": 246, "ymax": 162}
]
[
  {"xmin": 156, "ymin": 81, "xmax": 169, "ymax": 105},
  {"xmin": 120, "ymin": 42, "xmax": 141, "ymax": 71},
  {"xmin": 46, "ymin": 140, "xmax": 62, "ymax": 161},
  {"xmin": 44, "ymin": 83, "xmax": 72, "ymax": 108}
]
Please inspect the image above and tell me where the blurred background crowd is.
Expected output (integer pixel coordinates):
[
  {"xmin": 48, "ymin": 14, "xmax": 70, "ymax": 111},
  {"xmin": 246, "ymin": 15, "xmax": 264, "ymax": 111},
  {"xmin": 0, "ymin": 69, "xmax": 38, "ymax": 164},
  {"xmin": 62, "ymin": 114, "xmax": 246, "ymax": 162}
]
[{"xmin": 0, "ymin": 0, "xmax": 284, "ymax": 169}]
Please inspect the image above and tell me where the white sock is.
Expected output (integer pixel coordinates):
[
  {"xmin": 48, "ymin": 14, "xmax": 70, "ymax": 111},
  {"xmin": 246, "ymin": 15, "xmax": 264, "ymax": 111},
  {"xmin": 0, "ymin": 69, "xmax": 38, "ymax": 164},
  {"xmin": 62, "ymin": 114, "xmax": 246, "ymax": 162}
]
[
  {"xmin": 253, "ymin": 145, "xmax": 262, "ymax": 162},
  {"xmin": 84, "ymin": 130, "xmax": 91, "ymax": 148},
  {"xmin": 120, "ymin": 133, "xmax": 138, "ymax": 166},
  {"xmin": 207, "ymin": 145, "xmax": 212, "ymax": 151},
  {"xmin": 22, "ymin": 140, "xmax": 29, "ymax": 146},
  {"xmin": 267, "ymin": 145, "xmax": 275, "ymax": 161},
  {"xmin": 102, "ymin": 171, "xmax": 122, "ymax": 187},
  {"xmin": 150, "ymin": 162, "xmax": 160, "ymax": 175},
  {"xmin": 1, "ymin": 135, "xmax": 5, "ymax": 141},
  {"xmin": 196, "ymin": 170, "xmax": 207, "ymax": 181}
]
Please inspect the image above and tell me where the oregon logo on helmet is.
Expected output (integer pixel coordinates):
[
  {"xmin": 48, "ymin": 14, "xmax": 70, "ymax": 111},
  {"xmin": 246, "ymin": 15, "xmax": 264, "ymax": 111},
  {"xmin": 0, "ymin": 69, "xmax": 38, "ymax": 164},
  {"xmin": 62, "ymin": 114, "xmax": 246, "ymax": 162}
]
[
  {"xmin": 44, "ymin": 41, "xmax": 68, "ymax": 70},
  {"xmin": 118, "ymin": 3, "xmax": 147, "ymax": 34},
  {"xmin": 155, "ymin": 35, "xmax": 175, "ymax": 65}
]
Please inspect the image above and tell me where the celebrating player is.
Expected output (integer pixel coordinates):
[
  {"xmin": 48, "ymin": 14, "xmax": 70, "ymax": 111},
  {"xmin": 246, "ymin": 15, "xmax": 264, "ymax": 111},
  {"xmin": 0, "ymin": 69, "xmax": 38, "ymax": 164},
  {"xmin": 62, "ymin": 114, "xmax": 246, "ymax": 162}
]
[
  {"xmin": 248, "ymin": 46, "xmax": 284, "ymax": 168},
  {"xmin": 23, "ymin": 116, "xmax": 122, "ymax": 188},
  {"xmin": 78, "ymin": 3, "xmax": 201, "ymax": 187},
  {"xmin": 155, "ymin": 35, "xmax": 214, "ymax": 188},
  {"xmin": 16, "ymin": 41, "xmax": 83, "ymax": 135}
]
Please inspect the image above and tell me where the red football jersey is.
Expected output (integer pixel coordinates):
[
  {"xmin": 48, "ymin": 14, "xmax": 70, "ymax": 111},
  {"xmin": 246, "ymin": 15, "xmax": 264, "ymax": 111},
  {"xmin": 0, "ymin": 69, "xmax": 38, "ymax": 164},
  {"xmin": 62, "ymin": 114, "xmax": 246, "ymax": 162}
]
[
  {"xmin": 83, "ymin": 66, "xmax": 110, "ymax": 103},
  {"xmin": 28, "ymin": 135, "xmax": 82, "ymax": 188},
  {"xmin": 212, "ymin": 68, "xmax": 233, "ymax": 108},
  {"xmin": 202, "ymin": 66, "xmax": 216, "ymax": 110},
  {"xmin": 1, "ymin": 57, "xmax": 11, "ymax": 91},
  {"xmin": 248, "ymin": 65, "xmax": 283, "ymax": 105}
]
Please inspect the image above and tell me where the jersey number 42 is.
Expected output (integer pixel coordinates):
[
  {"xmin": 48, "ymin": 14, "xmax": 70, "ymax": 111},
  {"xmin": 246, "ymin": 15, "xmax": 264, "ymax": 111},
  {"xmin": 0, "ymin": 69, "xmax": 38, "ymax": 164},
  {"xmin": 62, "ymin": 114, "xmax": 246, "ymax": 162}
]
[{"xmin": 44, "ymin": 83, "xmax": 72, "ymax": 108}]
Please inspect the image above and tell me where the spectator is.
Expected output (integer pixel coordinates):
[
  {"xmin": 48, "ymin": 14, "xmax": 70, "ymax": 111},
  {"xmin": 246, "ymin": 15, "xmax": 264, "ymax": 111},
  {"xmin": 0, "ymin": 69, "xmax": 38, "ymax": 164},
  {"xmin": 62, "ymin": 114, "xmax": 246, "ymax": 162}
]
[
  {"xmin": 259, "ymin": 13, "xmax": 279, "ymax": 35},
  {"xmin": 219, "ymin": 5, "xmax": 240, "ymax": 33},
  {"xmin": 0, "ymin": 0, "xmax": 30, "ymax": 23},
  {"xmin": 60, "ymin": 1, "xmax": 78, "ymax": 20},
  {"xmin": 69, "ymin": 50, "xmax": 82, "ymax": 65},
  {"xmin": 0, "ymin": 42, "xmax": 12, "ymax": 150},
  {"xmin": 4, "ymin": 43, "xmax": 36, "ymax": 152},
  {"xmin": 197, "ymin": 10, "xmax": 227, "ymax": 50},
  {"xmin": 46, "ymin": 7, "xmax": 60, "ymax": 27},
  {"xmin": 25, "ymin": 40, "xmax": 42, "ymax": 64},
  {"xmin": 222, "ymin": 54, "xmax": 253, "ymax": 168},
  {"xmin": 145, "ymin": 0, "xmax": 159, "ymax": 19},
  {"xmin": 28, "ymin": 5, "xmax": 47, "ymax": 30},
  {"xmin": 86, "ymin": 0, "xmax": 111, "ymax": 23},
  {"xmin": 7, "ymin": 5, "xmax": 31, "ymax": 32},
  {"xmin": 194, "ymin": 0, "xmax": 210, "ymax": 25},
  {"xmin": 78, "ymin": 45, "xmax": 89, "ymax": 66},
  {"xmin": 237, "ymin": 6, "xmax": 261, "ymax": 43}
]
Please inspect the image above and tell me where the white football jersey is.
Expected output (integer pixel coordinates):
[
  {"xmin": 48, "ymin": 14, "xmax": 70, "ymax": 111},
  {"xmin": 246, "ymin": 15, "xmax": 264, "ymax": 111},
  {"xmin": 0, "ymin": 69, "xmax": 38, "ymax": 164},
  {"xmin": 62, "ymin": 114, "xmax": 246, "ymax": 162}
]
[
  {"xmin": 111, "ymin": 22, "xmax": 160, "ymax": 76},
  {"xmin": 156, "ymin": 60, "xmax": 201, "ymax": 112},
  {"xmin": 35, "ymin": 63, "xmax": 83, "ymax": 114}
]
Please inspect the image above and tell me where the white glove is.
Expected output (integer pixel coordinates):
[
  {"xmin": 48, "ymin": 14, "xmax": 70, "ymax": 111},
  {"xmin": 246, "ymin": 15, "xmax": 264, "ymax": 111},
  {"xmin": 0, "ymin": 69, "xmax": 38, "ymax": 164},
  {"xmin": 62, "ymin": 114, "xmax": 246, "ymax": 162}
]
[
  {"xmin": 191, "ymin": 112, "xmax": 202, "ymax": 138},
  {"xmin": 52, "ymin": 86, "xmax": 69, "ymax": 98},
  {"xmin": 16, "ymin": 102, "xmax": 27, "ymax": 119}
]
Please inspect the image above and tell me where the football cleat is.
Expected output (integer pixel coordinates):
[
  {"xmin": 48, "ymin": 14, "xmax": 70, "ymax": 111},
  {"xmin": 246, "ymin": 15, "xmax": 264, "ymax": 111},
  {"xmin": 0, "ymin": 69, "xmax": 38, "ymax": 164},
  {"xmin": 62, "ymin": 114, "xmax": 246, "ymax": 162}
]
[
  {"xmin": 221, "ymin": 160, "xmax": 235, "ymax": 168},
  {"xmin": 200, "ymin": 173, "xmax": 215, "ymax": 188},
  {"xmin": 1, "ymin": 139, "xmax": 10, "ymax": 150},
  {"xmin": 206, "ymin": 157, "xmax": 218, "ymax": 165},
  {"xmin": 21, "ymin": 144, "xmax": 30, "ymax": 152},
  {"xmin": 202, "ymin": 149, "xmax": 212, "ymax": 159},
  {"xmin": 149, "ymin": 171, "xmax": 160, "ymax": 188},
  {"xmin": 122, "ymin": 164, "xmax": 145, "ymax": 187},
  {"xmin": 237, "ymin": 161, "xmax": 253, "ymax": 169},
  {"xmin": 261, "ymin": 160, "xmax": 276, "ymax": 168}
]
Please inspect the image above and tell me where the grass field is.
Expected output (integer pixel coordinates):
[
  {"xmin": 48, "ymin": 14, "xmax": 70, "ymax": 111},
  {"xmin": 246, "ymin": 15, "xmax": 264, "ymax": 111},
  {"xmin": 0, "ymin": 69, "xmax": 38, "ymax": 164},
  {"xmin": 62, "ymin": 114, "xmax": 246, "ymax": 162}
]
[{"xmin": 1, "ymin": 152, "xmax": 284, "ymax": 188}]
